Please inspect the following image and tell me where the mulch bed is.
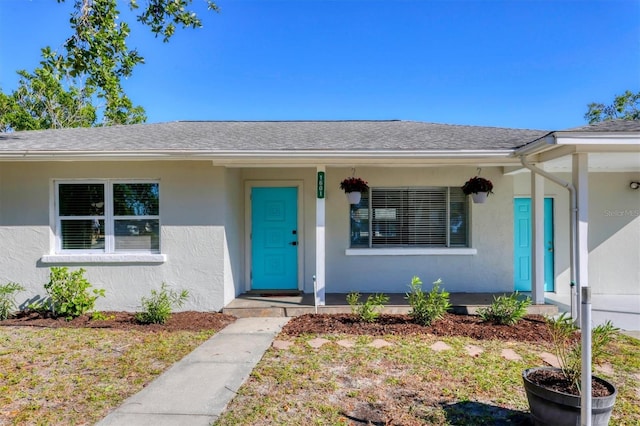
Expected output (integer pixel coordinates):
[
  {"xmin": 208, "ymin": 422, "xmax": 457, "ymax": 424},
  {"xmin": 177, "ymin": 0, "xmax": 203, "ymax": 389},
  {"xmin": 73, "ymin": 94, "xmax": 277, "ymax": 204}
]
[
  {"xmin": 2, "ymin": 310, "xmax": 553, "ymax": 343},
  {"xmin": 0, "ymin": 310, "xmax": 236, "ymax": 332},
  {"xmin": 282, "ymin": 313, "xmax": 553, "ymax": 343}
]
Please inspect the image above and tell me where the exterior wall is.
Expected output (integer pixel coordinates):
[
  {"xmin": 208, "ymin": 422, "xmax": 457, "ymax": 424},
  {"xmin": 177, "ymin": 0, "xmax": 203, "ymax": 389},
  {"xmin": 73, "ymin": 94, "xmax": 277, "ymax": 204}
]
[
  {"xmin": 587, "ymin": 172, "xmax": 640, "ymax": 295},
  {"xmin": 514, "ymin": 170, "xmax": 640, "ymax": 297},
  {"xmin": 324, "ymin": 166, "xmax": 515, "ymax": 294},
  {"xmin": 4, "ymin": 158, "xmax": 634, "ymax": 313},
  {"xmin": 0, "ymin": 161, "xmax": 231, "ymax": 312},
  {"xmin": 223, "ymin": 168, "xmax": 244, "ymax": 305}
]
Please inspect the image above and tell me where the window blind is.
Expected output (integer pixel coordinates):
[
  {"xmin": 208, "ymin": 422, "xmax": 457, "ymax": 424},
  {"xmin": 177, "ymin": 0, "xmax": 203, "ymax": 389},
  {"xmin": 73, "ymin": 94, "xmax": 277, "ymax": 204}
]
[{"xmin": 350, "ymin": 186, "xmax": 468, "ymax": 248}]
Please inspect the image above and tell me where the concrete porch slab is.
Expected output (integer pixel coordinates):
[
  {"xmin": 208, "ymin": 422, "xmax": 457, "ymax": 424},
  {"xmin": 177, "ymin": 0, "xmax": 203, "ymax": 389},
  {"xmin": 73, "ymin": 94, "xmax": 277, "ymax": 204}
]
[{"xmin": 223, "ymin": 292, "xmax": 558, "ymax": 318}]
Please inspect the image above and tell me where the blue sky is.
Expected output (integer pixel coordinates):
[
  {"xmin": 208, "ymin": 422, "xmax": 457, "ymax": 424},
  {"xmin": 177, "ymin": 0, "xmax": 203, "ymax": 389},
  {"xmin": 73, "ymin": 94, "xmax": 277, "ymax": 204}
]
[{"xmin": 1, "ymin": 0, "xmax": 638, "ymax": 130}]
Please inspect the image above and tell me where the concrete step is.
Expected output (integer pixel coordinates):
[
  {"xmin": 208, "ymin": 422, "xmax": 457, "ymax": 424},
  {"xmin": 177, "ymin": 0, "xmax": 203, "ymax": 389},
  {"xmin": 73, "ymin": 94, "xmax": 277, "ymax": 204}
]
[{"xmin": 223, "ymin": 303, "xmax": 558, "ymax": 319}]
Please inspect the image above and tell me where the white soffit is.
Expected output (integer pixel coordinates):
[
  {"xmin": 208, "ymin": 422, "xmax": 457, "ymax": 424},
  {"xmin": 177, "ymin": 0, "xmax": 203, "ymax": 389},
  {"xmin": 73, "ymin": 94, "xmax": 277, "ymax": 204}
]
[{"xmin": 542, "ymin": 152, "xmax": 640, "ymax": 172}]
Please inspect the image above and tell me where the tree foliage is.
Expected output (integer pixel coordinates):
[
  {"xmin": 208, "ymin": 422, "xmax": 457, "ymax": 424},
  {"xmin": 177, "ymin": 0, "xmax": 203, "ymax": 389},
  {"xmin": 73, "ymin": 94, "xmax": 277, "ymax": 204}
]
[
  {"xmin": 0, "ymin": 57, "xmax": 97, "ymax": 132},
  {"xmin": 585, "ymin": 90, "xmax": 640, "ymax": 124},
  {"xmin": 1, "ymin": 0, "xmax": 218, "ymax": 132}
]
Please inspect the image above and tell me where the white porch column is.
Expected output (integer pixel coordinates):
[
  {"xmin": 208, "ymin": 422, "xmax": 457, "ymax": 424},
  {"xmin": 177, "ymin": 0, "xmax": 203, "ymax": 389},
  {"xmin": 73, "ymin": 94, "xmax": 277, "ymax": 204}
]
[
  {"xmin": 573, "ymin": 154, "xmax": 589, "ymax": 295},
  {"xmin": 531, "ymin": 171, "xmax": 546, "ymax": 304},
  {"xmin": 315, "ymin": 166, "xmax": 326, "ymax": 305},
  {"xmin": 573, "ymin": 151, "xmax": 592, "ymax": 425}
]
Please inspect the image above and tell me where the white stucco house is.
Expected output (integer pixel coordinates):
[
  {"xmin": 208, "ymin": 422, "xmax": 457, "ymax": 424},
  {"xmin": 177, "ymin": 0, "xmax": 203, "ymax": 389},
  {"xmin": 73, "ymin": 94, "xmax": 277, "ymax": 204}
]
[{"xmin": 0, "ymin": 120, "xmax": 638, "ymax": 318}]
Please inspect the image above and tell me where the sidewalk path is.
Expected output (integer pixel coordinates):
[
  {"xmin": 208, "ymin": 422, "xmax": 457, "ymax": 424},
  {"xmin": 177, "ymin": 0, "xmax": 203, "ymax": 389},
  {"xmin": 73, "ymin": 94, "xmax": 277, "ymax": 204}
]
[{"xmin": 97, "ymin": 317, "xmax": 290, "ymax": 426}]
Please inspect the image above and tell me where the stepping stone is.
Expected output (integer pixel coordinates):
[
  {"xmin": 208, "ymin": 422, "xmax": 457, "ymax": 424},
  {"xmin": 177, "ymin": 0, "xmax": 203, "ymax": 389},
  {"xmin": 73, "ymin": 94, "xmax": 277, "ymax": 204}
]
[
  {"xmin": 368, "ymin": 339, "xmax": 393, "ymax": 348},
  {"xmin": 337, "ymin": 339, "xmax": 356, "ymax": 348},
  {"xmin": 430, "ymin": 341, "xmax": 452, "ymax": 352},
  {"xmin": 465, "ymin": 345, "xmax": 483, "ymax": 357},
  {"xmin": 272, "ymin": 340, "xmax": 294, "ymax": 350},
  {"xmin": 501, "ymin": 348, "xmax": 522, "ymax": 361},
  {"xmin": 307, "ymin": 338, "xmax": 331, "ymax": 349},
  {"xmin": 539, "ymin": 352, "xmax": 560, "ymax": 368}
]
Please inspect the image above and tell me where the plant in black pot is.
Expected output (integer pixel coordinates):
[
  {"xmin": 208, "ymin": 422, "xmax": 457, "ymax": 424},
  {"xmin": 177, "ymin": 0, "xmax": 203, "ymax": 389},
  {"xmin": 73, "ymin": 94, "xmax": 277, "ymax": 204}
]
[
  {"xmin": 522, "ymin": 313, "xmax": 619, "ymax": 426},
  {"xmin": 461, "ymin": 176, "xmax": 493, "ymax": 203}
]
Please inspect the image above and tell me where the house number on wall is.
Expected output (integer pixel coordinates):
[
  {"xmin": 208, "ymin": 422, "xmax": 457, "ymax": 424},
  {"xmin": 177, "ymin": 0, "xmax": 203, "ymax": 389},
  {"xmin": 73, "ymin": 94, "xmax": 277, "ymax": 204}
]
[{"xmin": 317, "ymin": 171, "xmax": 325, "ymax": 199}]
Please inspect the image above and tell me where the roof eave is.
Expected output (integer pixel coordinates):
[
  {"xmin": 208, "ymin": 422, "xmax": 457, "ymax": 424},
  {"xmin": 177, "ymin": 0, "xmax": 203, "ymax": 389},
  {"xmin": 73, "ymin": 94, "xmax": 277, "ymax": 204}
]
[
  {"xmin": 553, "ymin": 132, "xmax": 640, "ymax": 145},
  {"xmin": 0, "ymin": 149, "xmax": 516, "ymax": 162}
]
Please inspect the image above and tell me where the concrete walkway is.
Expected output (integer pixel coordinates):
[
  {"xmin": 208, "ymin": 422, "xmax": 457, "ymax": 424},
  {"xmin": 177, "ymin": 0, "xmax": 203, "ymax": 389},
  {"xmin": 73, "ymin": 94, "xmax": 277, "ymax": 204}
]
[
  {"xmin": 97, "ymin": 317, "xmax": 289, "ymax": 426},
  {"xmin": 544, "ymin": 293, "xmax": 640, "ymax": 332}
]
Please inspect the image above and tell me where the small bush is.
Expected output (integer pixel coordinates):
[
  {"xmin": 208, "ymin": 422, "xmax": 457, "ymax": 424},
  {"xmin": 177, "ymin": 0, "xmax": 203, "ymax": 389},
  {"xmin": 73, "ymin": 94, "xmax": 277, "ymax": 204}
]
[
  {"xmin": 0, "ymin": 282, "xmax": 25, "ymax": 320},
  {"xmin": 405, "ymin": 276, "xmax": 451, "ymax": 326},
  {"xmin": 91, "ymin": 311, "xmax": 115, "ymax": 321},
  {"xmin": 44, "ymin": 267, "xmax": 105, "ymax": 320},
  {"xmin": 346, "ymin": 292, "xmax": 389, "ymax": 323},
  {"xmin": 136, "ymin": 283, "xmax": 189, "ymax": 324},
  {"xmin": 547, "ymin": 312, "xmax": 619, "ymax": 391},
  {"xmin": 477, "ymin": 292, "xmax": 531, "ymax": 325}
]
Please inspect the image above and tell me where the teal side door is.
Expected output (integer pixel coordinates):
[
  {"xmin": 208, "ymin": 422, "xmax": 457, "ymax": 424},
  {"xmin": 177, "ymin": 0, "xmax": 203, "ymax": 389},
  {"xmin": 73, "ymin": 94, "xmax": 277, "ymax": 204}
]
[
  {"xmin": 251, "ymin": 187, "xmax": 298, "ymax": 290},
  {"xmin": 514, "ymin": 198, "xmax": 554, "ymax": 292}
]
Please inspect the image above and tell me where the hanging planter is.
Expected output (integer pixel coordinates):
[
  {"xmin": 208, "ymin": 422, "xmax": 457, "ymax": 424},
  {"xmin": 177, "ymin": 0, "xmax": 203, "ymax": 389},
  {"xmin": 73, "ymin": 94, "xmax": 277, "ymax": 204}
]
[
  {"xmin": 462, "ymin": 176, "xmax": 493, "ymax": 203},
  {"xmin": 346, "ymin": 191, "xmax": 362, "ymax": 204},
  {"xmin": 471, "ymin": 192, "xmax": 489, "ymax": 204},
  {"xmin": 340, "ymin": 176, "xmax": 369, "ymax": 205}
]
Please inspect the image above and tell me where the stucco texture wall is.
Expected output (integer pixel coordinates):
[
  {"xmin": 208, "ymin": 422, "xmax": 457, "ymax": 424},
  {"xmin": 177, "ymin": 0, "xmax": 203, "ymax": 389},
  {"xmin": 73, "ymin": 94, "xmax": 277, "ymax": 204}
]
[
  {"xmin": 325, "ymin": 166, "xmax": 515, "ymax": 294},
  {"xmin": 0, "ymin": 161, "xmax": 233, "ymax": 312}
]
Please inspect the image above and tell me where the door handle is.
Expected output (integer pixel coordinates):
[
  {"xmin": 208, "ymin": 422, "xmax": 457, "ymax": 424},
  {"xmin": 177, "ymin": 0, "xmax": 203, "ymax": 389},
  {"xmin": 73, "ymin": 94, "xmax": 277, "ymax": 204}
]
[{"xmin": 290, "ymin": 241, "xmax": 297, "ymax": 246}]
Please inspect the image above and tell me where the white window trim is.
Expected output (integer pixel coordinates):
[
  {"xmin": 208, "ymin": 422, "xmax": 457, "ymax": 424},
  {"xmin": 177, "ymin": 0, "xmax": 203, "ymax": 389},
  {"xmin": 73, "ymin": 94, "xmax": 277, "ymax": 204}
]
[
  {"xmin": 345, "ymin": 248, "xmax": 477, "ymax": 256},
  {"xmin": 50, "ymin": 179, "xmax": 162, "ymax": 259},
  {"xmin": 41, "ymin": 254, "xmax": 167, "ymax": 264}
]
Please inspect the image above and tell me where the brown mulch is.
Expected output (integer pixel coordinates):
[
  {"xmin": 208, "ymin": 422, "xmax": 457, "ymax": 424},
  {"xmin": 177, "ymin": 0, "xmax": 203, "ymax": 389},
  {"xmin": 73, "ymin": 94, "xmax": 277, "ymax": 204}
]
[
  {"xmin": 282, "ymin": 313, "xmax": 553, "ymax": 343},
  {"xmin": 2, "ymin": 310, "xmax": 552, "ymax": 343},
  {"xmin": 0, "ymin": 310, "xmax": 236, "ymax": 332}
]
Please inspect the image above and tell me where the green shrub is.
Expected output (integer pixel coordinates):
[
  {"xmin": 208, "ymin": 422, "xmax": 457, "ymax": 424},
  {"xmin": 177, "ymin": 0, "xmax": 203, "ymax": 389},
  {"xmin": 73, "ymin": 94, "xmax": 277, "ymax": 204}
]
[
  {"xmin": 90, "ymin": 311, "xmax": 115, "ymax": 321},
  {"xmin": 477, "ymin": 292, "xmax": 531, "ymax": 325},
  {"xmin": 44, "ymin": 267, "xmax": 105, "ymax": 320},
  {"xmin": 547, "ymin": 312, "xmax": 619, "ymax": 392},
  {"xmin": 0, "ymin": 282, "xmax": 25, "ymax": 320},
  {"xmin": 405, "ymin": 276, "xmax": 451, "ymax": 326},
  {"xmin": 346, "ymin": 292, "xmax": 389, "ymax": 323},
  {"xmin": 136, "ymin": 283, "xmax": 189, "ymax": 324}
]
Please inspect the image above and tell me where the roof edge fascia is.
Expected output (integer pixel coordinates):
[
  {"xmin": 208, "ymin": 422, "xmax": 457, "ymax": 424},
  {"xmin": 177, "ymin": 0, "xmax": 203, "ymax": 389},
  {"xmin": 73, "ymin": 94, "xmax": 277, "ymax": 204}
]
[
  {"xmin": 513, "ymin": 134, "xmax": 556, "ymax": 157},
  {"xmin": 553, "ymin": 132, "xmax": 640, "ymax": 145},
  {"xmin": 0, "ymin": 149, "xmax": 516, "ymax": 161}
]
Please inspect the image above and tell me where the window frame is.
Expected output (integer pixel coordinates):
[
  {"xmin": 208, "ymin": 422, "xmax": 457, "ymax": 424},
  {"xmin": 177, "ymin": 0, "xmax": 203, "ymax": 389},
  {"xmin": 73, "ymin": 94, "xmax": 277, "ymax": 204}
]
[
  {"xmin": 53, "ymin": 179, "xmax": 161, "ymax": 256},
  {"xmin": 348, "ymin": 186, "xmax": 473, "ymax": 251}
]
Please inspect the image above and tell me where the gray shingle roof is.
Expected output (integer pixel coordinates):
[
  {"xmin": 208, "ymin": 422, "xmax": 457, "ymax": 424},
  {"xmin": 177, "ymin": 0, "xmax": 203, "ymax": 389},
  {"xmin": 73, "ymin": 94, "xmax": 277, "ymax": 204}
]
[
  {"xmin": 561, "ymin": 119, "xmax": 640, "ymax": 133},
  {"xmin": 0, "ymin": 120, "xmax": 549, "ymax": 153}
]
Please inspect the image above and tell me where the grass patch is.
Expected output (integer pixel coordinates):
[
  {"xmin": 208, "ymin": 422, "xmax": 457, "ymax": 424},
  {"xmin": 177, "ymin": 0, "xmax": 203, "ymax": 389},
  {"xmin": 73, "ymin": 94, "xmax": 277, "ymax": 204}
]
[
  {"xmin": 0, "ymin": 327, "xmax": 216, "ymax": 425},
  {"xmin": 216, "ymin": 333, "xmax": 640, "ymax": 425}
]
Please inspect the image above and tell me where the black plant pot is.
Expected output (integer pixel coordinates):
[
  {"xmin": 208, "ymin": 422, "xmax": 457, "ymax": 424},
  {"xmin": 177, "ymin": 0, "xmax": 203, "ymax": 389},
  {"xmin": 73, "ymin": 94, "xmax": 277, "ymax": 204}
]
[{"xmin": 523, "ymin": 367, "xmax": 617, "ymax": 426}]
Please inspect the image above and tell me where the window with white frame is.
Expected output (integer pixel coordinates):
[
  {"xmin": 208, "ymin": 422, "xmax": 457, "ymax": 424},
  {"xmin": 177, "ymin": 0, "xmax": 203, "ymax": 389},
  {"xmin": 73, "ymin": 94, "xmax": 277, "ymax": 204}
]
[
  {"xmin": 56, "ymin": 181, "xmax": 160, "ymax": 253},
  {"xmin": 350, "ymin": 187, "xmax": 468, "ymax": 248}
]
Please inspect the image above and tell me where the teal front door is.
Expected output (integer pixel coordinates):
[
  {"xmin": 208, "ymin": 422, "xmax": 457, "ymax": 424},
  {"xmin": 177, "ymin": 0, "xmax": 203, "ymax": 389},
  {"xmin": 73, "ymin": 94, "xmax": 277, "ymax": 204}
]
[
  {"xmin": 251, "ymin": 187, "xmax": 298, "ymax": 290},
  {"xmin": 514, "ymin": 198, "xmax": 554, "ymax": 292}
]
